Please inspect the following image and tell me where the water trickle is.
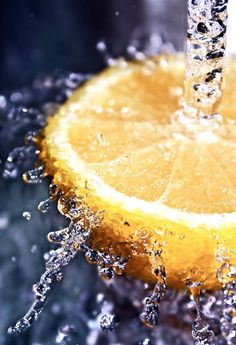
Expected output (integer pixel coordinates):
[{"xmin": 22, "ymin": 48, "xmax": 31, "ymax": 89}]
[
  {"xmin": 188, "ymin": 286, "xmax": 217, "ymax": 345},
  {"xmin": 217, "ymin": 257, "xmax": 236, "ymax": 345},
  {"xmin": 8, "ymin": 196, "xmax": 128, "ymax": 335},
  {"xmin": 183, "ymin": 0, "xmax": 229, "ymax": 117},
  {"xmin": 140, "ymin": 263, "xmax": 167, "ymax": 328},
  {"xmin": 192, "ymin": 314, "xmax": 217, "ymax": 345},
  {"xmin": 8, "ymin": 221, "xmax": 86, "ymax": 335}
]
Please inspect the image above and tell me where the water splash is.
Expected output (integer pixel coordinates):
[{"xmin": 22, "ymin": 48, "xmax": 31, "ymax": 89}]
[
  {"xmin": 3, "ymin": 146, "xmax": 38, "ymax": 179},
  {"xmin": 8, "ymin": 221, "xmax": 88, "ymax": 335},
  {"xmin": 217, "ymin": 258, "xmax": 236, "ymax": 345},
  {"xmin": 141, "ymin": 249, "xmax": 167, "ymax": 328},
  {"xmin": 8, "ymin": 199, "xmax": 127, "ymax": 335},
  {"xmin": 192, "ymin": 314, "xmax": 216, "ymax": 345}
]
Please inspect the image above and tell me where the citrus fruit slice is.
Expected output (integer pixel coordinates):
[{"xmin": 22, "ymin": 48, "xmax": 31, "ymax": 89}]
[{"xmin": 40, "ymin": 55, "xmax": 236, "ymax": 290}]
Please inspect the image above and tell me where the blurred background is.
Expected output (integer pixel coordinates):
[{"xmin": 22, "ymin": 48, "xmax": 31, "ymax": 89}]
[{"xmin": 0, "ymin": 0, "xmax": 186, "ymax": 92}]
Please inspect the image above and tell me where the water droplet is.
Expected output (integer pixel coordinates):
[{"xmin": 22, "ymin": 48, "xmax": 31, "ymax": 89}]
[
  {"xmin": 25, "ymin": 130, "xmax": 40, "ymax": 145},
  {"xmin": 96, "ymin": 41, "xmax": 106, "ymax": 52},
  {"xmin": 96, "ymin": 40, "xmax": 116, "ymax": 66},
  {"xmin": 48, "ymin": 229, "xmax": 69, "ymax": 243},
  {"xmin": 10, "ymin": 91, "xmax": 23, "ymax": 103},
  {"xmin": 22, "ymin": 211, "xmax": 32, "ymax": 221},
  {"xmin": 85, "ymin": 249, "xmax": 99, "ymax": 264},
  {"xmin": 49, "ymin": 183, "xmax": 60, "ymax": 197},
  {"xmin": 0, "ymin": 213, "xmax": 9, "ymax": 230},
  {"xmin": 0, "ymin": 95, "xmax": 7, "ymax": 109},
  {"xmin": 38, "ymin": 198, "xmax": 51, "ymax": 213},
  {"xmin": 140, "ymin": 339, "xmax": 152, "ymax": 345},
  {"xmin": 56, "ymin": 272, "xmax": 63, "ymax": 282},
  {"xmin": 99, "ymin": 314, "xmax": 119, "ymax": 332},
  {"xmin": 55, "ymin": 325, "xmax": 76, "ymax": 344},
  {"xmin": 23, "ymin": 165, "xmax": 45, "ymax": 184},
  {"xmin": 31, "ymin": 245, "xmax": 38, "ymax": 254},
  {"xmin": 98, "ymin": 266, "xmax": 114, "ymax": 281},
  {"xmin": 43, "ymin": 252, "xmax": 50, "ymax": 261}
]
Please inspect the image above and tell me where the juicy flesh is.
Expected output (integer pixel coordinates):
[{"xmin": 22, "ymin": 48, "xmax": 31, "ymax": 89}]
[{"xmin": 67, "ymin": 57, "xmax": 236, "ymax": 213}]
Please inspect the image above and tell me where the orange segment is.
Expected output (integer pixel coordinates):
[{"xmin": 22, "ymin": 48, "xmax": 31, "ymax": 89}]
[
  {"xmin": 41, "ymin": 54, "xmax": 236, "ymax": 290},
  {"xmin": 160, "ymin": 141, "xmax": 236, "ymax": 213},
  {"xmin": 68, "ymin": 118, "xmax": 167, "ymax": 163},
  {"xmin": 90, "ymin": 140, "xmax": 180, "ymax": 201}
]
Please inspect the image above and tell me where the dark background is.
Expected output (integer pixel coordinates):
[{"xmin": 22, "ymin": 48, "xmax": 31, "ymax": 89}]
[
  {"xmin": 0, "ymin": 0, "xmax": 144, "ymax": 91},
  {"xmin": 0, "ymin": 0, "xmax": 186, "ymax": 92}
]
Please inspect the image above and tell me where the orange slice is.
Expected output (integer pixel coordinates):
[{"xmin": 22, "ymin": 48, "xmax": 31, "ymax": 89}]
[{"xmin": 40, "ymin": 55, "xmax": 236, "ymax": 290}]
